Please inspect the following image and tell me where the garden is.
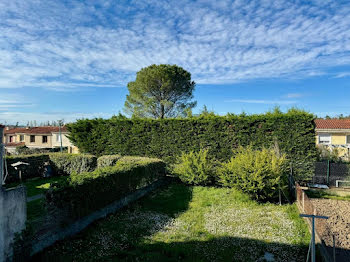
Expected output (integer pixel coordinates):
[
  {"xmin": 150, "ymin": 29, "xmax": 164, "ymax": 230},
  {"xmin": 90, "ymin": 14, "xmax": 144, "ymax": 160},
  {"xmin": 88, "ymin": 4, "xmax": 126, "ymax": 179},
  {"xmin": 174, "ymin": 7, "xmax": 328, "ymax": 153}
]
[{"xmin": 5, "ymin": 110, "xmax": 317, "ymax": 261}]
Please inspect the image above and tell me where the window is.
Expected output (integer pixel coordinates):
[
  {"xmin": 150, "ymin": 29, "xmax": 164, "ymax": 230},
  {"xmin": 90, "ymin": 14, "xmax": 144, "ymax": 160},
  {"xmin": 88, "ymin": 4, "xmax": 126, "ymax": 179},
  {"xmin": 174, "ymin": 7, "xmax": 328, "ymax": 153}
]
[
  {"xmin": 30, "ymin": 135, "xmax": 35, "ymax": 143},
  {"xmin": 347, "ymin": 135, "xmax": 350, "ymax": 144},
  {"xmin": 20, "ymin": 135, "xmax": 24, "ymax": 142},
  {"xmin": 42, "ymin": 136, "xmax": 48, "ymax": 143},
  {"xmin": 9, "ymin": 136, "xmax": 14, "ymax": 143},
  {"xmin": 319, "ymin": 134, "xmax": 331, "ymax": 145}
]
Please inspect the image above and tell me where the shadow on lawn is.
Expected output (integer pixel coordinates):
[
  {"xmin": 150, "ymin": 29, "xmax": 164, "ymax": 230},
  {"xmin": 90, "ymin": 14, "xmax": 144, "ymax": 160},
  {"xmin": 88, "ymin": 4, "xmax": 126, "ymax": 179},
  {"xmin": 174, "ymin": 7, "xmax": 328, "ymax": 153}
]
[{"xmin": 30, "ymin": 182, "xmax": 332, "ymax": 262}]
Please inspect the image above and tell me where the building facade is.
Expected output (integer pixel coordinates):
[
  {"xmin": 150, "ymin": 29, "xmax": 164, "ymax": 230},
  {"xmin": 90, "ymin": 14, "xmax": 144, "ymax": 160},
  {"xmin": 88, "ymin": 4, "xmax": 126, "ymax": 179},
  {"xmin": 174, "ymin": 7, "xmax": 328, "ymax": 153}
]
[
  {"xmin": 3, "ymin": 126, "xmax": 78, "ymax": 154},
  {"xmin": 315, "ymin": 119, "xmax": 350, "ymax": 158}
]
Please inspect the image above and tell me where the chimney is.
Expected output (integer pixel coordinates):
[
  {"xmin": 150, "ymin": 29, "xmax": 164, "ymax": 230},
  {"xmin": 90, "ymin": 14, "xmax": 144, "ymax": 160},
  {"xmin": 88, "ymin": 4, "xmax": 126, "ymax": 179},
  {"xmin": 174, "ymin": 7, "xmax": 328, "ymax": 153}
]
[{"xmin": 5, "ymin": 126, "xmax": 9, "ymax": 131}]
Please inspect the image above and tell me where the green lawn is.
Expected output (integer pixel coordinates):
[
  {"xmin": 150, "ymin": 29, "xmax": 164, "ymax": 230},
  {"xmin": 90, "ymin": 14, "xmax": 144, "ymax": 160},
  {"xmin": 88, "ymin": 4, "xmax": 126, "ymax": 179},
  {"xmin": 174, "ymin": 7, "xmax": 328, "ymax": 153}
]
[
  {"xmin": 5, "ymin": 176, "xmax": 68, "ymax": 197},
  {"xmin": 305, "ymin": 188, "xmax": 350, "ymax": 201},
  {"xmin": 34, "ymin": 183, "xmax": 310, "ymax": 262}
]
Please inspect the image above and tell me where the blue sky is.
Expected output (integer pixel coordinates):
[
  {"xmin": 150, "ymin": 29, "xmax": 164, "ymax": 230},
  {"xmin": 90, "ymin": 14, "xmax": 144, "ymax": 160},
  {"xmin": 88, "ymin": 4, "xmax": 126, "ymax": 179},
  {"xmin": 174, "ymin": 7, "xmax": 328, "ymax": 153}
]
[{"xmin": 1, "ymin": 0, "xmax": 350, "ymax": 124}]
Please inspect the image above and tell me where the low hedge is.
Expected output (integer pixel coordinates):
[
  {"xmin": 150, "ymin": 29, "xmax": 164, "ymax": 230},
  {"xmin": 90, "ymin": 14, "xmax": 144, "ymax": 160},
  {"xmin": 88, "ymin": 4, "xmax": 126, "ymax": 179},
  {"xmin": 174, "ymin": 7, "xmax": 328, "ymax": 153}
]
[
  {"xmin": 97, "ymin": 154, "xmax": 122, "ymax": 168},
  {"xmin": 5, "ymin": 154, "xmax": 50, "ymax": 183},
  {"xmin": 46, "ymin": 156, "xmax": 166, "ymax": 218},
  {"xmin": 49, "ymin": 153, "xmax": 97, "ymax": 175},
  {"xmin": 5, "ymin": 153, "xmax": 97, "ymax": 183}
]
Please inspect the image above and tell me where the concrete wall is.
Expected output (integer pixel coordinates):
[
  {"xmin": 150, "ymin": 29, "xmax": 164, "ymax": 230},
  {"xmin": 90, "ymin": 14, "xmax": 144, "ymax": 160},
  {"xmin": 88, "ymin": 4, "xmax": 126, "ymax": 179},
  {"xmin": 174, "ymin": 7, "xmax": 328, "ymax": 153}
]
[
  {"xmin": 51, "ymin": 133, "xmax": 73, "ymax": 148},
  {"xmin": 0, "ymin": 186, "xmax": 26, "ymax": 262}
]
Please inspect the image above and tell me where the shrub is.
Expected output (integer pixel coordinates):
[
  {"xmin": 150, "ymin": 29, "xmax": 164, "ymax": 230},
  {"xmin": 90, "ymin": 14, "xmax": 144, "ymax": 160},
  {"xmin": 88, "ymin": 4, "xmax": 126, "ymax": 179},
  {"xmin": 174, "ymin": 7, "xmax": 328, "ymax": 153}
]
[
  {"xmin": 97, "ymin": 154, "xmax": 122, "ymax": 168},
  {"xmin": 218, "ymin": 146, "xmax": 287, "ymax": 201},
  {"xmin": 173, "ymin": 150, "xmax": 215, "ymax": 185},
  {"xmin": 46, "ymin": 157, "xmax": 166, "ymax": 218},
  {"xmin": 49, "ymin": 153, "xmax": 97, "ymax": 175},
  {"xmin": 67, "ymin": 110, "xmax": 316, "ymax": 181},
  {"xmin": 5, "ymin": 154, "xmax": 50, "ymax": 183}
]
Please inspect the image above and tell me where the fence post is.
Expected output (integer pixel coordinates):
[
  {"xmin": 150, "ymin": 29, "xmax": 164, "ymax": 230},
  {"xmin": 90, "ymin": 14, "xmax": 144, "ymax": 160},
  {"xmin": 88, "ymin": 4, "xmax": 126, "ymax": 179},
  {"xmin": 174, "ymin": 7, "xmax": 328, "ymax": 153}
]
[
  {"xmin": 302, "ymin": 191, "xmax": 305, "ymax": 212},
  {"xmin": 327, "ymin": 160, "xmax": 330, "ymax": 185}
]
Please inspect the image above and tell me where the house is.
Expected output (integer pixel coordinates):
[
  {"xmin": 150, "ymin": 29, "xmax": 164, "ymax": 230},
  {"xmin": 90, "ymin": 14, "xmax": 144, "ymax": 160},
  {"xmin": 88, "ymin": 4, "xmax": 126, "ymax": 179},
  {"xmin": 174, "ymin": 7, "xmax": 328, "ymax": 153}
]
[
  {"xmin": 315, "ymin": 119, "xmax": 350, "ymax": 158},
  {"xmin": 3, "ymin": 126, "xmax": 78, "ymax": 154}
]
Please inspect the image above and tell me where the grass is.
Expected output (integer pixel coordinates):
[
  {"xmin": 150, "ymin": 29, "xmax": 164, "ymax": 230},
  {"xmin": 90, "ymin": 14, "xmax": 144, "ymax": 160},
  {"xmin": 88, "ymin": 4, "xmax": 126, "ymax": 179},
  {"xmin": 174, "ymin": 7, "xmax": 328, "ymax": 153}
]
[
  {"xmin": 5, "ymin": 176, "xmax": 68, "ymax": 197},
  {"xmin": 305, "ymin": 189, "xmax": 350, "ymax": 201},
  {"xmin": 34, "ymin": 183, "xmax": 310, "ymax": 262}
]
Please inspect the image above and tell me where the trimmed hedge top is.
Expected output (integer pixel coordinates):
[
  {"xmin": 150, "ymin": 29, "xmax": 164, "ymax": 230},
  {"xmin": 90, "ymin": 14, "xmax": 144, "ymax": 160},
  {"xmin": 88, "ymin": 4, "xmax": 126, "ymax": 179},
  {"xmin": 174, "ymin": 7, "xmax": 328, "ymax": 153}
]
[
  {"xmin": 46, "ymin": 156, "xmax": 166, "ymax": 218},
  {"xmin": 67, "ymin": 111, "xmax": 316, "ymax": 180}
]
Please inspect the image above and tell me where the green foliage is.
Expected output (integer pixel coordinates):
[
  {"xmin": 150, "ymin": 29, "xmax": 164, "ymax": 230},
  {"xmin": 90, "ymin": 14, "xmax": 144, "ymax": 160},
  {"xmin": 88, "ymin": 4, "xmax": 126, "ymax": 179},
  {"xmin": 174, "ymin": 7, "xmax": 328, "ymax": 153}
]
[
  {"xmin": 173, "ymin": 149, "xmax": 215, "ymax": 185},
  {"xmin": 68, "ymin": 110, "xmax": 316, "ymax": 181},
  {"xmin": 5, "ymin": 154, "xmax": 51, "ymax": 183},
  {"xmin": 49, "ymin": 153, "xmax": 97, "ymax": 175},
  {"xmin": 46, "ymin": 157, "xmax": 166, "ymax": 218},
  {"xmin": 97, "ymin": 154, "xmax": 122, "ymax": 168},
  {"xmin": 124, "ymin": 64, "xmax": 196, "ymax": 118},
  {"xmin": 5, "ymin": 153, "xmax": 96, "ymax": 183},
  {"xmin": 218, "ymin": 146, "xmax": 287, "ymax": 201},
  {"xmin": 15, "ymin": 145, "xmax": 67, "ymax": 155}
]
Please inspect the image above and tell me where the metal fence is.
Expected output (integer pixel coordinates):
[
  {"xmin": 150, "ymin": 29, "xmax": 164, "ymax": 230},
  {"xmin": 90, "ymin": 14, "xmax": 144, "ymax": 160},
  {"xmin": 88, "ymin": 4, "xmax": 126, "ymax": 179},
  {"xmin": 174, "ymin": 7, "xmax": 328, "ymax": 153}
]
[
  {"xmin": 295, "ymin": 183, "xmax": 350, "ymax": 262},
  {"xmin": 312, "ymin": 161, "xmax": 350, "ymax": 187}
]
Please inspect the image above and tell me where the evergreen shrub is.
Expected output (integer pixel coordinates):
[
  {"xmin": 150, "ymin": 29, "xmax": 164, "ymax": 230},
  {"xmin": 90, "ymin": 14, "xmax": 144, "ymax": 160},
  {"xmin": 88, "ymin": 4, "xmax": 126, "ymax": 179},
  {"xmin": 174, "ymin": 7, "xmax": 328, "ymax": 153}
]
[
  {"xmin": 46, "ymin": 156, "xmax": 166, "ymax": 218},
  {"xmin": 173, "ymin": 149, "xmax": 215, "ymax": 185},
  {"xmin": 218, "ymin": 146, "xmax": 287, "ymax": 201},
  {"xmin": 67, "ymin": 110, "xmax": 316, "ymax": 180},
  {"xmin": 97, "ymin": 154, "xmax": 122, "ymax": 168}
]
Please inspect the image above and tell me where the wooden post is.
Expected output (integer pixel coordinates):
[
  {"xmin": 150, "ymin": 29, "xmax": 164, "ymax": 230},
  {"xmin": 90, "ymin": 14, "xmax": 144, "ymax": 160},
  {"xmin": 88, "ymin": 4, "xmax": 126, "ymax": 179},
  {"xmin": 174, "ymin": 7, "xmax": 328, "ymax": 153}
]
[{"xmin": 302, "ymin": 191, "xmax": 305, "ymax": 212}]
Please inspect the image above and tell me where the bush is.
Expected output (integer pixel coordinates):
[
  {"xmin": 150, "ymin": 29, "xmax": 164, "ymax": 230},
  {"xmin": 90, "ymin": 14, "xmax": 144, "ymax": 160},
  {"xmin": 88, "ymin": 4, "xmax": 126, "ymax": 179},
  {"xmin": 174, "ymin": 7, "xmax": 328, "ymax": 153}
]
[
  {"xmin": 5, "ymin": 153, "xmax": 97, "ymax": 183},
  {"xmin": 218, "ymin": 146, "xmax": 287, "ymax": 201},
  {"xmin": 15, "ymin": 145, "xmax": 68, "ymax": 155},
  {"xmin": 5, "ymin": 154, "xmax": 50, "ymax": 183},
  {"xmin": 97, "ymin": 154, "xmax": 122, "ymax": 168},
  {"xmin": 46, "ymin": 157, "xmax": 166, "ymax": 218},
  {"xmin": 49, "ymin": 153, "xmax": 97, "ymax": 175},
  {"xmin": 67, "ymin": 110, "xmax": 316, "ymax": 181},
  {"xmin": 173, "ymin": 149, "xmax": 215, "ymax": 185}
]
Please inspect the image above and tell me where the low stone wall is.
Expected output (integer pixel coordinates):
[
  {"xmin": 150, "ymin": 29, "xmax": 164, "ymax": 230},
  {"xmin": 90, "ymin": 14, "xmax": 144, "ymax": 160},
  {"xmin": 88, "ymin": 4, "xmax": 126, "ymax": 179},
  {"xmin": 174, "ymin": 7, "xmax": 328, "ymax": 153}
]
[
  {"xmin": 0, "ymin": 186, "xmax": 27, "ymax": 262},
  {"xmin": 30, "ymin": 178, "xmax": 167, "ymax": 256}
]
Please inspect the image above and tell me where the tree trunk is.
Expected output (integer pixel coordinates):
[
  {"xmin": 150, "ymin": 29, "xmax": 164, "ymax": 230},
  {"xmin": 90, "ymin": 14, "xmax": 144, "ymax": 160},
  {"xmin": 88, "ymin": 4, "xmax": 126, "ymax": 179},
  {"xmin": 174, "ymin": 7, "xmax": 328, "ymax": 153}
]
[{"xmin": 160, "ymin": 104, "xmax": 165, "ymax": 119}]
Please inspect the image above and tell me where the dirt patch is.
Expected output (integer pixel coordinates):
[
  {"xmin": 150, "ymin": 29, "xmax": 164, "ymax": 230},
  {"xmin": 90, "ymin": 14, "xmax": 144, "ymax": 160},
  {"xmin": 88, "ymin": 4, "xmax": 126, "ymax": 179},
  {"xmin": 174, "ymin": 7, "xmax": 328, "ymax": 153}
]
[{"xmin": 310, "ymin": 198, "xmax": 350, "ymax": 252}]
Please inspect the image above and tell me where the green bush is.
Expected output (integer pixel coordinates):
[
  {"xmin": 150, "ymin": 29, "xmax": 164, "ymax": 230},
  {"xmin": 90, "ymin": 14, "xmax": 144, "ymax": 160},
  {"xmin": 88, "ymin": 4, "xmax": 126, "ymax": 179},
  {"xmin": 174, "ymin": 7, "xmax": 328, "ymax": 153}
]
[
  {"xmin": 46, "ymin": 157, "xmax": 166, "ymax": 218},
  {"xmin": 5, "ymin": 154, "xmax": 50, "ymax": 183},
  {"xmin": 97, "ymin": 154, "xmax": 122, "ymax": 168},
  {"xmin": 49, "ymin": 153, "xmax": 97, "ymax": 175},
  {"xmin": 5, "ymin": 153, "xmax": 97, "ymax": 183},
  {"xmin": 67, "ymin": 110, "xmax": 316, "ymax": 180},
  {"xmin": 218, "ymin": 146, "xmax": 287, "ymax": 201},
  {"xmin": 173, "ymin": 149, "xmax": 215, "ymax": 185}
]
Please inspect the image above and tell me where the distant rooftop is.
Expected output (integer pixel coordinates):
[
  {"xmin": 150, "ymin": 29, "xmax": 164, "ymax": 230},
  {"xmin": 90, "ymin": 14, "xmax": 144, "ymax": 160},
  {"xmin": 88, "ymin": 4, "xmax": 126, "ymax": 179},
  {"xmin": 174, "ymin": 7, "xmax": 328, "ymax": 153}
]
[
  {"xmin": 315, "ymin": 119, "xmax": 350, "ymax": 129},
  {"xmin": 4, "ymin": 126, "xmax": 68, "ymax": 135}
]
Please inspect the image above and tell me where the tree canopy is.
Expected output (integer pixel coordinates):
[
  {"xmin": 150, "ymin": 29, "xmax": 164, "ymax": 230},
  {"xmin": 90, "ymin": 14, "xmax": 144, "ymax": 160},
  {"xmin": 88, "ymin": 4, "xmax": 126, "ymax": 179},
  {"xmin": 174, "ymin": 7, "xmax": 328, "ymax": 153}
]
[{"xmin": 124, "ymin": 64, "xmax": 196, "ymax": 119}]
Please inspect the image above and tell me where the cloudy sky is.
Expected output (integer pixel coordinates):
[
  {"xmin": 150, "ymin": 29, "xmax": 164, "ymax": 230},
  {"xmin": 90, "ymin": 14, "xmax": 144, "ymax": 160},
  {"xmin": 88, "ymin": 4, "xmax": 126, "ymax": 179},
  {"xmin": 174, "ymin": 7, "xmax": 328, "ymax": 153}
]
[{"xmin": 1, "ymin": 0, "xmax": 350, "ymax": 124}]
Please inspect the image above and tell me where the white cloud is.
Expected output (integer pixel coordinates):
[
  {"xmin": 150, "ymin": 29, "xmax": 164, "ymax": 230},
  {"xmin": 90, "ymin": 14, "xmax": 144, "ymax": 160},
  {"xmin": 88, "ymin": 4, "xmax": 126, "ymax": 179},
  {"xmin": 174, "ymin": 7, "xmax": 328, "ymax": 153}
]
[
  {"xmin": 334, "ymin": 72, "xmax": 350, "ymax": 78},
  {"xmin": 284, "ymin": 93, "xmax": 304, "ymax": 98},
  {"xmin": 225, "ymin": 99, "xmax": 297, "ymax": 105},
  {"xmin": 0, "ymin": 0, "xmax": 349, "ymax": 91},
  {"xmin": 0, "ymin": 111, "xmax": 113, "ymax": 125}
]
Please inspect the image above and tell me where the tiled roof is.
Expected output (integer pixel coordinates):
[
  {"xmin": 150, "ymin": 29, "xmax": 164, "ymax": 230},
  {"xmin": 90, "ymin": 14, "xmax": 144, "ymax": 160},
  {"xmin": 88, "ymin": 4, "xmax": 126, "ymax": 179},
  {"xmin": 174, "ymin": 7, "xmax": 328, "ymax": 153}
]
[
  {"xmin": 4, "ymin": 126, "xmax": 68, "ymax": 134},
  {"xmin": 5, "ymin": 142, "xmax": 25, "ymax": 147},
  {"xmin": 315, "ymin": 119, "xmax": 350, "ymax": 129}
]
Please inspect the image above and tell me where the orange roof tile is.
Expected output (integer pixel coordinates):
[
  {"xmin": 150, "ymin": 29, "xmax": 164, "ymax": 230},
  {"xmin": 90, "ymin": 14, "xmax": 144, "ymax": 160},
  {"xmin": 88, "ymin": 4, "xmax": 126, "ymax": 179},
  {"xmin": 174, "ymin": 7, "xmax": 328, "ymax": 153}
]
[
  {"xmin": 4, "ymin": 126, "xmax": 68, "ymax": 134},
  {"xmin": 314, "ymin": 119, "xmax": 350, "ymax": 129}
]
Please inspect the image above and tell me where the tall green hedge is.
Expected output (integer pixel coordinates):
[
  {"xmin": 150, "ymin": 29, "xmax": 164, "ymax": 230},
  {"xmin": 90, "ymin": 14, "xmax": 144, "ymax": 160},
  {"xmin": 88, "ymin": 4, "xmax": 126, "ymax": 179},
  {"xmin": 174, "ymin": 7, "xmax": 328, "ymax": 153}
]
[
  {"xmin": 67, "ymin": 111, "xmax": 317, "ymax": 180},
  {"xmin": 46, "ymin": 156, "xmax": 166, "ymax": 218}
]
